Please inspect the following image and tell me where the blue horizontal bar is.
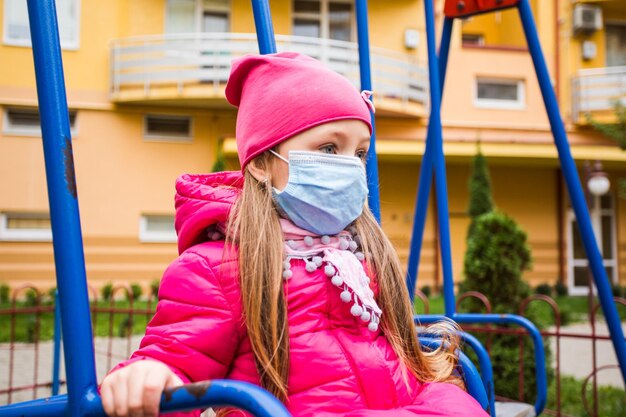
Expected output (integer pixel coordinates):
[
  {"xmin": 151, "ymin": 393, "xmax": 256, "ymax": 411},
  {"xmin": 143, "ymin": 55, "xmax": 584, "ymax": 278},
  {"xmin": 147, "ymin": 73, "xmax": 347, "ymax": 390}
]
[
  {"xmin": 416, "ymin": 313, "xmax": 546, "ymax": 415},
  {"xmin": 0, "ymin": 394, "xmax": 68, "ymax": 417},
  {"xmin": 81, "ymin": 380, "xmax": 291, "ymax": 417},
  {"xmin": 0, "ymin": 381, "xmax": 291, "ymax": 417},
  {"xmin": 419, "ymin": 337, "xmax": 489, "ymax": 411}
]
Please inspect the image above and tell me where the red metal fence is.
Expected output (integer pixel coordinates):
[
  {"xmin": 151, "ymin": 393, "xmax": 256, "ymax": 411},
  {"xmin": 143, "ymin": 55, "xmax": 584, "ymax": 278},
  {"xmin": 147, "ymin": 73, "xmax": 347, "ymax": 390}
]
[{"xmin": 1, "ymin": 285, "xmax": 624, "ymax": 416}]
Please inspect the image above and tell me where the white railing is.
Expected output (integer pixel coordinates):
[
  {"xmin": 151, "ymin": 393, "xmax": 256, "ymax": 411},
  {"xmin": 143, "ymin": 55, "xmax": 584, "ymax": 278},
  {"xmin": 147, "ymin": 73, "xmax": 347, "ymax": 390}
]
[
  {"xmin": 572, "ymin": 66, "xmax": 626, "ymax": 122},
  {"xmin": 110, "ymin": 33, "xmax": 429, "ymax": 110}
]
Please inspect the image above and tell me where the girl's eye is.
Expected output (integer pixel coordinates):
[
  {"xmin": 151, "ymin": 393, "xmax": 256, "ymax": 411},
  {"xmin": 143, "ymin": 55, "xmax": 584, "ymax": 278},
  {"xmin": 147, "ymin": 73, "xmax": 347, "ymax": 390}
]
[
  {"xmin": 356, "ymin": 150, "xmax": 368, "ymax": 161},
  {"xmin": 320, "ymin": 144, "xmax": 336, "ymax": 154}
]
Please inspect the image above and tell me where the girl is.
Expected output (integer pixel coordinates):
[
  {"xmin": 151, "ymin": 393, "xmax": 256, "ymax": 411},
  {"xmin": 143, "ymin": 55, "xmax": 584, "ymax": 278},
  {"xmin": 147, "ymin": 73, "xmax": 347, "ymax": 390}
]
[{"xmin": 101, "ymin": 52, "xmax": 488, "ymax": 417}]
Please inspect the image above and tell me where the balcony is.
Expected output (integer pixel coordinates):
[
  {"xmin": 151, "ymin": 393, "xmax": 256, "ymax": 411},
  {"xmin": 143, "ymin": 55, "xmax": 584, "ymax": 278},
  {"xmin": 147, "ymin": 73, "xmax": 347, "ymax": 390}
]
[
  {"xmin": 572, "ymin": 66, "xmax": 626, "ymax": 124},
  {"xmin": 110, "ymin": 33, "xmax": 428, "ymax": 117}
]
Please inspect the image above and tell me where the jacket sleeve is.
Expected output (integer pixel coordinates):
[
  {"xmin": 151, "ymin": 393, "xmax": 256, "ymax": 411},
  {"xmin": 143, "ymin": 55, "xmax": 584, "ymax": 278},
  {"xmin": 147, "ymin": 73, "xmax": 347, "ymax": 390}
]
[{"xmin": 122, "ymin": 249, "xmax": 240, "ymax": 383}]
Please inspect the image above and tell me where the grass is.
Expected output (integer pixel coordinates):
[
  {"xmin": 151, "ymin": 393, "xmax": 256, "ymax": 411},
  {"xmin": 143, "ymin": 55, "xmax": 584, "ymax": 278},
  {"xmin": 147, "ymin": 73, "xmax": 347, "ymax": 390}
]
[
  {"xmin": 546, "ymin": 375, "xmax": 625, "ymax": 417},
  {"xmin": 0, "ymin": 299, "xmax": 155, "ymax": 343}
]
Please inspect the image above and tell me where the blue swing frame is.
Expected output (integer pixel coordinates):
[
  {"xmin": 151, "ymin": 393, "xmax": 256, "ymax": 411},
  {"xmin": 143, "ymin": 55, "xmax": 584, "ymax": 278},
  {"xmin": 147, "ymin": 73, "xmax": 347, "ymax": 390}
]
[
  {"xmin": 406, "ymin": 3, "xmax": 625, "ymax": 416},
  {"xmin": 1, "ymin": 0, "xmax": 623, "ymax": 416}
]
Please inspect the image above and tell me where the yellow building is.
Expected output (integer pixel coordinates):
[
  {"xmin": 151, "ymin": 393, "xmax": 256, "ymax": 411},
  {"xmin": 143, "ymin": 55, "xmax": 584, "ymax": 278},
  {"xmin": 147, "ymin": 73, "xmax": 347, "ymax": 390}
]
[{"xmin": 0, "ymin": 0, "xmax": 624, "ymax": 296}]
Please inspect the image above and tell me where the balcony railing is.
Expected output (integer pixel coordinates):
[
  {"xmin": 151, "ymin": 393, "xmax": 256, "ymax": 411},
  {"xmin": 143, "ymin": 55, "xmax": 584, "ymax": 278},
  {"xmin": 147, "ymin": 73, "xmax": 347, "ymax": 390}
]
[
  {"xmin": 110, "ymin": 33, "xmax": 428, "ymax": 114},
  {"xmin": 571, "ymin": 65, "xmax": 626, "ymax": 123}
]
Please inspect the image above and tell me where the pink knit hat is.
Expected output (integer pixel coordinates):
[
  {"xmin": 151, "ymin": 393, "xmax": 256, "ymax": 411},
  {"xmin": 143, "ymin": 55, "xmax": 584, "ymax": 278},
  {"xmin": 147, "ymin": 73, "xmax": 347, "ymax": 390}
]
[{"xmin": 225, "ymin": 52, "xmax": 373, "ymax": 169}]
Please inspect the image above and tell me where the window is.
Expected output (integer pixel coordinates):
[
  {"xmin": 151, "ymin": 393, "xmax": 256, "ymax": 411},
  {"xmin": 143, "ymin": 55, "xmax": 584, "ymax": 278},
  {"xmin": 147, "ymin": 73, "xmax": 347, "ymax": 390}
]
[
  {"xmin": 462, "ymin": 34, "xmax": 485, "ymax": 47},
  {"xmin": 3, "ymin": 107, "xmax": 78, "ymax": 137},
  {"xmin": 144, "ymin": 115, "xmax": 193, "ymax": 141},
  {"xmin": 139, "ymin": 215, "xmax": 177, "ymax": 243},
  {"xmin": 165, "ymin": 0, "xmax": 230, "ymax": 33},
  {"xmin": 606, "ymin": 24, "xmax": 626, "ymax": 67},
  {"xmin": 293, "ymin": 0, "xmax": 353, "ymax": 42},
  {"xmin": 0, "ymin": 212, "xmax": 52, "ymax": 241},
  {"xmin": 202, "ymin": 0, "xmax": 229, "ymax": 33},
  {"xmin": 567, "ymin": 195, "xmax": 618, "ymax": 295},
  {"xmin": 3, "ymin": 0, "xmax": 80, "ymax": 49},
  {"xmin": 474, "ymin": 77, "xmax": 525, "ymax": 110}
]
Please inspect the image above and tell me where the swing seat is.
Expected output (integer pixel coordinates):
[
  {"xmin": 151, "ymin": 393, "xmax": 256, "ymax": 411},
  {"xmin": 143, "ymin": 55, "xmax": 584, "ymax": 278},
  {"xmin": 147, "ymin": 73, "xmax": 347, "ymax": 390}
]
[{"xmin": 494, "ymin": 401, "xmax": 535, "ymax": 417}]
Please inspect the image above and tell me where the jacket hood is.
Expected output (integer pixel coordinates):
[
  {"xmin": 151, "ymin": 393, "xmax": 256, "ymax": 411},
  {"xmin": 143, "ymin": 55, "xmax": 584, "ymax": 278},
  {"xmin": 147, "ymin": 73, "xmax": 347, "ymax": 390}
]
[{"xmin": 175, "ymin": 171, "xmax": 243, "ymax": 254}]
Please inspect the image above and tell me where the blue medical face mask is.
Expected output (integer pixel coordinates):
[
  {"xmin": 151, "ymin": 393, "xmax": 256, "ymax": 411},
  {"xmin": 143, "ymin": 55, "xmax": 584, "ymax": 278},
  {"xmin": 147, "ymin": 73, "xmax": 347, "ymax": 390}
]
[{"xmin": 270, "ymin": 150, "xmax": 369, "ymax": 236}]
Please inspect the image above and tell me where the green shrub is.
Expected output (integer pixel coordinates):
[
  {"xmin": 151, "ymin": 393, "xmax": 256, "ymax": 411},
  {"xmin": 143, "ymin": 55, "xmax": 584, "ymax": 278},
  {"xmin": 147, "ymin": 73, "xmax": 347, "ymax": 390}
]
[
  {"xmin": 554, "ymin": 281, "xmax": 568, "ymax": 297},
  {"xmin": 535, "ymin": 283, "xmax": 553, "ymax": 296},
  {"xmin": 44, "ymin": 287, "xmax": 58, "ymax": 306},
  {"xmin": 118, "ymin": 316, "xmax": 133, "ymax": 338},
  {"xmin": 101, "ymin": 283, "xmax": 114, "ymax": 302},
  {"xmin": 211, "ymin": 150, "xmax": 227, "ymax": 172},
  {"xmin": 128, "ymin": 283, "xmax": 143, "ymax": 301},
  {"xmin": 420, "ymin": 285, "xmax": 432, "ymax": 298},
  {"xmin": 24, "ymin": 289, "xmax": 39, "ymax": 306},
  {"xmin": 611, "ymin": 284, "xmax": 624, "ymax": 298},
  {"xmin": 150, "ymin": 279, "xmax": 160, "ymax": 299},
  {"xmin": 462, "ymin": 211, "xmax": 552, "ymax": 401},
  {"xmin": 0, "ymin": 284, "xmax": 10, "ymax": 303},
  {"xmin": 463, "ymin": 211, "xmax": 532, "ymax": 311},
  {"xmin": 25, "ymin": 315, "xmax": 39, "ymax": 343}
]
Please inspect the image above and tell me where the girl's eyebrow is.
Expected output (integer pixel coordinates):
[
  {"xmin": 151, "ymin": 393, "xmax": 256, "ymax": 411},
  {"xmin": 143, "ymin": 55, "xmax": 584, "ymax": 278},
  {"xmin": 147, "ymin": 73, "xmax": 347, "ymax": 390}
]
[{"xmin": 326, "ymin": 130, "xmax": 370, "ymax": 143}]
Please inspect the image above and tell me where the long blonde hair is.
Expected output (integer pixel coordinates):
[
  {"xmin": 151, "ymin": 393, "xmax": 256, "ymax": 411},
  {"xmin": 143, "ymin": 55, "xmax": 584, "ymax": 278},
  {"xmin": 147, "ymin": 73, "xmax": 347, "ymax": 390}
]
[{"xmin": 225, "ymin": 151, "xmax": 461, "ymax": 403}]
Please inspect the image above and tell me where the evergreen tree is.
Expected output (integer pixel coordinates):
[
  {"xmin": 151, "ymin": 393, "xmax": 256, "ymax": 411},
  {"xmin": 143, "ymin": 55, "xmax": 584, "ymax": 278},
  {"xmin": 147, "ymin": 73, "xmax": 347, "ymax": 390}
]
[
  {"xmin": 211, "ymin": 151, "xmax": 226, "ymax": 173},
  {"xmin": 467, "ymin": 148, "xmax": 494, "ymax": 237},
  {"xmin": 462, "ymin": 211, "xmax": 551, "ymax": 402},
  {"xmin": 464, "ymin": 211, "xmax": 532, "ymax": 310}
]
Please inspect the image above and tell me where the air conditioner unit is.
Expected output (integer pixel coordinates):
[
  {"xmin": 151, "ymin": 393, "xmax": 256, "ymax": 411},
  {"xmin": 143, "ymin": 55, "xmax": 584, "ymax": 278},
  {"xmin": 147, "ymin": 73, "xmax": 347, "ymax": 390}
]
[{"xmin": 573, "ymin": 4, "xmax": 603, "ymax": 34}]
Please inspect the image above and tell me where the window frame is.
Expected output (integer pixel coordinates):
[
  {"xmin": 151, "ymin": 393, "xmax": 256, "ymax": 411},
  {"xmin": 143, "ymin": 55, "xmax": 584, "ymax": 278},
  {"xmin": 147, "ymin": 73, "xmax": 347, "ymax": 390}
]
[
  {"xmin": 2, "ymin": 106, "xmax": 78, "ymax": 138},
  {"xmin": 139, "ymin": 215, "xmax": 177, "ymax": 243},
  {"xmin": 292, "ymin": 0, "xmax": 355, "ymax": 42},
  {"xmin": 165, "ymin": 0, "xmax": 231, "ymax": 33},
  {"xmin": 143, "ymin": 114, "xmax": 193, "ymax": 143},
  {"xmin": 473, "ymin": 77, "xmax": 526, "ymax": 110},
  {"xmin": 462, "ymin": 33, "xmax": 485, "ymax": 47},
  {"xmin": 0, "ymin": 212, "xmax": 53, "ymax": 242},
  {"xmin": 604, "ymin": 20, "xmax": 626, "ymax": 67},
  {"xmin": 3, "ymin": 0, "xmax": 81, "ymax": 50}
]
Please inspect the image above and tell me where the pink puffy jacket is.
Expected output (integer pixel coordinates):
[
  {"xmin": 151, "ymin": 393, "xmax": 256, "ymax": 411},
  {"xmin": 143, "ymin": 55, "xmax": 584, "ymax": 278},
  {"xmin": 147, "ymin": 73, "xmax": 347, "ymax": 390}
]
[{"xmin": 114, "ymin": 172, "xmax": 487, "ymax": 417}]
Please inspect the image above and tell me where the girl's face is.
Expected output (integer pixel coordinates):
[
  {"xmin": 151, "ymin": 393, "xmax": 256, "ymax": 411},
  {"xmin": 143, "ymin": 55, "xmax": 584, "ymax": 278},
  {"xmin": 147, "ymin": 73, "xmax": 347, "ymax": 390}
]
[{"xmin": 249, "ymin": 119, "xmax": 370, "ymax": 191}]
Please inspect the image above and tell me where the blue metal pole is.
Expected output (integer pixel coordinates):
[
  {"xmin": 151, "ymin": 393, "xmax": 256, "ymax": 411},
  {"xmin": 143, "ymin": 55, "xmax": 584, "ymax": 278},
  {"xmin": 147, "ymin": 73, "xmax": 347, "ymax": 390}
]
[
  {"xmin": 81, "ymin": 380, "xmax": 291, "ymax": 417},
  {"xmin": 355, "ymin": 0, "xmax": 381, "ymax": 223},
  {"xmin": 250, "ymin": 0, "xmax": 277, "ymax": 54},
  {"xmin": 26, "ymin": 1, "xmax": 98, "ymax": 415},
  {"xmin": 406, "ymin": 16, "xmax": 454, "ymax": 300},
  {"xmin": 422, "ymin": 0, "xmax": 456, "ymax": 316},
  {"xmin": 1, "ymin": 380, "xmax": 292, "ymax": 417},
  {"xmin": 0, "ymin": 394, "xmax": 69, "ymax": 417},
  {"xmin": 517, "ymin": 0, "xmax": 626, "ymax": 384},
  {"xmin": 419, "ymin": 338, "xmax": 489, "ymax": 411},
  {"xmin": 460, "ymin": 331, "xmax": 495, "ymax": 417},
  {"xmin": 417, "ymin": 313, "xmax": 547, "ymax": 414},
  {"xmin": 52, "ymin": 290, "xmax": 61, "ymax": 396}
]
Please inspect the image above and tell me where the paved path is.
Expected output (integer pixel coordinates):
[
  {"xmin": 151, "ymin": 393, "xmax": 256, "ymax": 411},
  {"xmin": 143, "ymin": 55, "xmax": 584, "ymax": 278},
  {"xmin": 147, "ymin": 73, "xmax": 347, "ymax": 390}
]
[
  {"xmin": 548, "ymin": 321, "xmax": 626, "ymax": 389},
  {"xmin": 1, "ymin": 323, "xmax": 624, "ymax": 407}
]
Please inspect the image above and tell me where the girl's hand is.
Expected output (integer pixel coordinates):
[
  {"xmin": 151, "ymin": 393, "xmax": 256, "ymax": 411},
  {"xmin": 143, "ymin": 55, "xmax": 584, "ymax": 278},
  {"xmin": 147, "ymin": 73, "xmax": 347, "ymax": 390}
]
[{"xmin": 101, "ymin": 359, "xmax": 184, "ymax": 417}]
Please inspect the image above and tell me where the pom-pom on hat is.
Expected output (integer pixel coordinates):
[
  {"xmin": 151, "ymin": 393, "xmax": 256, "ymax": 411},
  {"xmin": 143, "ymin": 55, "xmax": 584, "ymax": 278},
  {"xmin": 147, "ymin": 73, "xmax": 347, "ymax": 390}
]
[{"xmin": 225, "ymin": 52, "xmax": 373, "ymax": 169}]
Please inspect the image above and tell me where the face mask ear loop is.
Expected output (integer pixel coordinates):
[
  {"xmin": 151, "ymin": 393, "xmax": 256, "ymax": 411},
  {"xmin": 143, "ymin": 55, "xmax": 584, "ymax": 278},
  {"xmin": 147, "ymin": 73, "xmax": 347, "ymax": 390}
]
[{"xmin": 269, "ymin": 149, "xmax": 289, "ymax": 165}]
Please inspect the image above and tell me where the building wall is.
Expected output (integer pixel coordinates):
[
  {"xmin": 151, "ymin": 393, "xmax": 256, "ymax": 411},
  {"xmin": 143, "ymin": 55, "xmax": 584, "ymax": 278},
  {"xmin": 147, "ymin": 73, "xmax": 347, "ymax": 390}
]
[{"xmin": 0, "ymin": 0, "xmax": 624, "ymax": 294}]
